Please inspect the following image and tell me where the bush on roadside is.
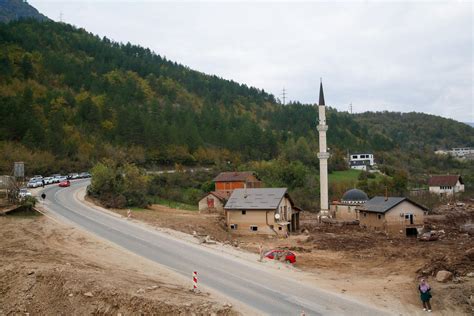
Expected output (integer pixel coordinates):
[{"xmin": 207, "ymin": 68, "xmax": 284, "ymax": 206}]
[{"xmin": 89, "ymin": 159, "xmax": 149, "ymax": 208}]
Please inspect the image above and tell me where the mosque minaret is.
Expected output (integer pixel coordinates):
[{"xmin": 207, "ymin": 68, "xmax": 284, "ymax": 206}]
[{"xmin": 317, "ymin": 80, "xmax": 330, "ymax": 217}]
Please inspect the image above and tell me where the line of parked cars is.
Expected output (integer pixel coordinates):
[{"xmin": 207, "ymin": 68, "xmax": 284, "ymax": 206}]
[{"xmin": 26, "ymin": 172, "xmax": 91, "ymax": 188}]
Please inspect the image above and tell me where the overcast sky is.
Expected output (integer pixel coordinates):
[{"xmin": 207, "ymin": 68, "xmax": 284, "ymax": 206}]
[{"xmin": 29, "ymin": 0, "xmax": 473, "ymax": 123}]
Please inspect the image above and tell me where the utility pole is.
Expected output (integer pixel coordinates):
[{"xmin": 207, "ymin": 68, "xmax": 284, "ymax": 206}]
[
  {"xmin": 281, "ymin": 88, "xmax": 287, "ymax": 105},
  {"xmin": 59, "ymin": 11, "xmax": 63, "ymax": 22},
  {"xmin": 349, "ymin": 102, "xmax": 353, "ymax": 114}
]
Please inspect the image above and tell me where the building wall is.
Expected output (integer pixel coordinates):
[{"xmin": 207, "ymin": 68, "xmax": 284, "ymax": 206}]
[
  {"xmin": 198, "ymin": 194, "xmax": 225, "ymax": 213},
  {"xmin": 350, "ymin": 165, "xmax": 367, "ymax": 171},
  {"xmin": 215, "ymin": 174, "xmax": 262, "ymax": 192},
  {"xmin": 359, "ymin": 201, "xmax": 425, "ymax": 235},
  {"xmin": 215, "ymin": 181, "xmax": 245, "ymax": 192},
  {"xmin": 331, "ymin": 204, "xmax": 359, "ymax": 220},
  {"xmin": 226, "ymin": 209, "xmax": 285, "ymax": 235}
]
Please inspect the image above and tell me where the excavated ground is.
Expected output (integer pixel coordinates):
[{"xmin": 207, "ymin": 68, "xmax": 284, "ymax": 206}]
[
  {"xmin": 105, "ymin": 201, "xmax": 474, "ymax": 315},
  {"xmin": 0, "ymin": 213, "xmax": 237, "ymax": 315}
]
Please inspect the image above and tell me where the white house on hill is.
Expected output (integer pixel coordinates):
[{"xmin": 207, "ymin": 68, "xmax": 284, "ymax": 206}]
[
  {"xmin": 428, "ymin": 175, "xmax": 464, "ymax": 196},
  {"xmin": 349, "ymin": 153, "xmax": 374, "ymax": 171}
]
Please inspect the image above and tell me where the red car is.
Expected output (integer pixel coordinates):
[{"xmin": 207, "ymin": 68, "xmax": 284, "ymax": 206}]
[
  {"xmin": 59, "ymin": 180, "xmax": 70, "ymax": 187},
  {"xmin": 264, "ymin": 249, "xmax": 296, "ymax": 264}
]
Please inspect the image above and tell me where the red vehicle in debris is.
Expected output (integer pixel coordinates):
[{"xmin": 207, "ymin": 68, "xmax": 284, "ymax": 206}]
[
  {"xmin": 264, "ymin": 249, "xmax": 296, "ymax": 264},
  {"xmin": 58, "ymin": 180, "xmax": 70, "ymax": 187}
]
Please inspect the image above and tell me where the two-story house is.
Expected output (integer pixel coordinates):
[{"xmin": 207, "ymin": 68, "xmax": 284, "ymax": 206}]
[
  {"xmin": 224, "ymin": 188, "xmax": 300, "ymax": 236},
  {"xmin": 198, "ymin": 171, "xmax": 262, "ymax": 213}
]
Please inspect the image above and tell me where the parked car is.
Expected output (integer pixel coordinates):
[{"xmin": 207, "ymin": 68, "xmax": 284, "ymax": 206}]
[
  {"xmin": 59, "ymin": 180, "xmax": 71, "ymax": 187},
  {"xmin": 419, "ymin": 231, "xmax": 439, "ymax": 241},
  {"xmin": 51, "ymin": 174, "xmax": 61, "ymax": 183},
  {"xmin": 68, "ymin": 173, "xmax": 80, "ymax": 180},
  {"xmin": 57, "ymin": 175, "xmax": 67, "ymax": 182},
  {"xmin": 43, "ymin": 177, "xmax": 54, "ymax": 185},
  {"xmin": 264, "ymin": 250, "xmax": 296, "ymax": 264},
  {"xmin": 27, "ymin": 178, "xmax": 43, "ymax": 188},
  {"xmin": 79, "ymin": 172, "xmax": 91, "ymax": 178},
  {"xmin": 18, "ymin": 188, "xmax": 32, "ymax": 199}
]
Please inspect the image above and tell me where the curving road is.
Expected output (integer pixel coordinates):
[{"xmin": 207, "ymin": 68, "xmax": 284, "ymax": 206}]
[{"xmin": 40, "ymin": 180, "xmax": 387, "ymax": 316}]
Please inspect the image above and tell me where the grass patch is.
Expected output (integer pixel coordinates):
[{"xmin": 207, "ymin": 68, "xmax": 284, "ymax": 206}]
[
  {"xmin": 329, "ymin": 169, "xmax": 388, "ymax": 184},
  {"xmin": 329, "ymin": 169, "xmax": 362, "ymax": 183},
  {"xmin": 148, "ymin": 196, "xmax": 198, "ymax": 211}
]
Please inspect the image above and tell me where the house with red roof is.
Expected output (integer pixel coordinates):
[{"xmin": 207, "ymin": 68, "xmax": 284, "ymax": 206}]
[
  {"xmin": 198, "ymin": 171, "xmax": 262, "ymax": 213},
  {"xmin": 213, "ymin": 171, "xmax": 262, "ymax": 194},
  {"xmin": 428, "ymin": 175, "xmax": 464, "ymax": 196}
]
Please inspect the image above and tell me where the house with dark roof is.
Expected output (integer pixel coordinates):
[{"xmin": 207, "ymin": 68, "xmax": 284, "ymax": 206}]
[
  {"xmin": 428, "ymin": 175, "xmax": 464, "ymax": 196},
  {"xmin": 224, "ymin": 188, "xmax": 300, "ymax": 235},
  {"xmin": 198, "ymin": 191, "xmax": 231, "ymax": 214},
  {"xmin": 357, "ymin": 197, "xmax": 428, "ymax": 236},
  {"xmin": 213, "ymin": 171, "xmax": 262, "ymax": 194}
]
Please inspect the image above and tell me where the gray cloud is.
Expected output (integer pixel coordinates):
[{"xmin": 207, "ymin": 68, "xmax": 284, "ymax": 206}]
[{"xmin": 30, "ymin": 1, "xmax": 473, "ymax": 122}]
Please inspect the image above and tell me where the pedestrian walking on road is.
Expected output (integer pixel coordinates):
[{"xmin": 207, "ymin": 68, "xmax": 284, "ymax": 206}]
[
  {"xmin": 418, "ymin": 278, "xmax": 432, "ymax": 312},
  {"xmin": 258, "ymin": 244, "xmax": 264, "ymax": 262}
]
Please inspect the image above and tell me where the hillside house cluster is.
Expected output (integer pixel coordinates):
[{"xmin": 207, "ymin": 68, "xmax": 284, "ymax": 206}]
[
  {"xmin": 330, "ymin": 188, "xmax": 428, "ymax": 236},
  {"xmin": 198, "ymin": 172, "xmax": 300, "ymax": 236},
  {"xmin": 435, "ymin": 147, "xmax": 474, "ymax": 160}
]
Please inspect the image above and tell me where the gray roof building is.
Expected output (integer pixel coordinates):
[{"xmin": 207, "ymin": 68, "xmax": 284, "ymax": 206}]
[
  {"xmin": 359, "ymin": 196, "xmax": 428, "ymax": 213},
  {"xmin": 224, "ymin": 188, "xmax": 291, "ymax": 210}
]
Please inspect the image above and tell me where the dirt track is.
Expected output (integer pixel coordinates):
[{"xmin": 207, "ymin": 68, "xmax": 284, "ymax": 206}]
[{"xmin": 0, "ymin": 214, "xmax": 236, "ymax": 315}]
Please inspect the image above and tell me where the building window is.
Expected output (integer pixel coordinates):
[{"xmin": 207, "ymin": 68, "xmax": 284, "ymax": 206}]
[
  {"xmin": 242, "ymin": 210, "xmax": 246, "ymax": 215},
  {"xmin": 230, "ymin": 224, "xmax": 238, "ymax": 230},
  {"xmin": 250, "ymin": 225, "xmax": 258, "ymax": 231},
  {"xmin": 377, "ymin": 214, "xmax": 381, "ymax": 220},
  {"xmin": 363, "ymin": 213, "xmax": 367, "ymax": 217},
  {"xmin": 278, "ymin": 227, "xmax": 282, "ymax": 230}
]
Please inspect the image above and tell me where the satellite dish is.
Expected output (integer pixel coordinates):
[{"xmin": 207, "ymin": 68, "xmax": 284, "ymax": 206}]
[{"xmin": 274, "ymin": 213, "xmax": 280, "ymax": 220}]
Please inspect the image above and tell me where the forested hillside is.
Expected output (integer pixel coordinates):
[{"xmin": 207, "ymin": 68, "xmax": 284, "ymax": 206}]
[{"xmin": 0, "ymin": 19, "xmax": 472, "ymax": 184}]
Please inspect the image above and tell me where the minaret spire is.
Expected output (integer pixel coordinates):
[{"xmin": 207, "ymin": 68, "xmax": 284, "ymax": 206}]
[
  {"xmin": 319, "ymin": 79, "xmax": 325, "ymax": 106},
  {"xmin": 316, "ymin": 79, "xmax": 329, "ymax": 219}
]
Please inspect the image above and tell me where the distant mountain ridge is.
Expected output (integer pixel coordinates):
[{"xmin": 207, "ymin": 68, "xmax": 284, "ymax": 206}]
[
  {"xmin": 0, "ymin": 18, "xmax": 473, "ymax": 176},
  {"xmin": 0, "ymin": 0, "xmax": 49, "ymax": 23}
]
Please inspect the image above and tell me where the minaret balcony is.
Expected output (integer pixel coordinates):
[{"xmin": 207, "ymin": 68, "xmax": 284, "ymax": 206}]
[
  {"xmin": 317, "ymin": 152, "xmax": 330, "ymax": 159},
  {"xmin": 317, "ymin": 124, "xmax": 328, "ymax": 132}
]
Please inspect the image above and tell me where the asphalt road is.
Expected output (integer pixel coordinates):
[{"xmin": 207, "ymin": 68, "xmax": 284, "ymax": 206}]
[{"xmin": 40, "ymin": 180, "xmax": 387, "ymax": 316}]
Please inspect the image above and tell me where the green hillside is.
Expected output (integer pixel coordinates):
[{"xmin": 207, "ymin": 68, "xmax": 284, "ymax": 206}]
[{"xmin": 0, "ymin": 19, "xmax": 472, "ymax": 201}]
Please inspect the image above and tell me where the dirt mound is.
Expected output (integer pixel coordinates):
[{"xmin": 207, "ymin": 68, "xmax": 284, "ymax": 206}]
[
  {"xmin": 0, "ymin": 216, "xmax": 236, "ymax": 315},
  {"xmin": 0, "ymin": 266, "xmax": 232, "ymax": 315}
]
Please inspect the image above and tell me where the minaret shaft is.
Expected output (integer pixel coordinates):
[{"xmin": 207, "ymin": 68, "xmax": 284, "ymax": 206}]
[{"xmin": 317, "ymin": 82, "xmax": 329, "ymax": 214}]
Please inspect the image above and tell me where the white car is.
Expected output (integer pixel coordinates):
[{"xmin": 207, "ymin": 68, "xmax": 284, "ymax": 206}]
[
  {"xmin": 51, "ymin": 174, "xmax": 61, "ymax": 183},
  {"xmin": 43, "ymin": 177, "xmax": 54, "ymax": 185},
  {"xmin": 18, "ymin": 188, "xmax": 32, "ymax": 199},
  {"xmin": 27, "ymin": 178, "xmax": 42, "ymax": 188}
]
